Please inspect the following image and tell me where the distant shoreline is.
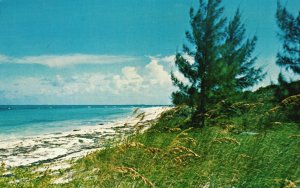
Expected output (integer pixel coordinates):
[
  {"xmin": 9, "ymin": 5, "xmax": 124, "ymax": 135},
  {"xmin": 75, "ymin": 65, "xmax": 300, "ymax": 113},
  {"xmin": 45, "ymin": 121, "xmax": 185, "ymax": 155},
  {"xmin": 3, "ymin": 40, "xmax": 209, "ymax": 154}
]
[
  {"xmin": 0, "ymin": 104, "xmax": 172, "ymax": 107},
  {"xmin": 0, "ymin": 105, "xmax": 172, "ymax": 140},
  {"xmin": 0, "ymin": 107, "xmax": 170, "ymax": 168}
]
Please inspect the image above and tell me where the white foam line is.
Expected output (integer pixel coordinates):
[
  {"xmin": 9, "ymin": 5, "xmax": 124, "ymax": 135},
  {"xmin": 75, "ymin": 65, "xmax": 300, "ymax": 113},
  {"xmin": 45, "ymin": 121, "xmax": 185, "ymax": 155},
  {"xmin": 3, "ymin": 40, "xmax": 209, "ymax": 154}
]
[{"xmin": 0, "ymin": 106, "xmax": 171, "ymax": 168}]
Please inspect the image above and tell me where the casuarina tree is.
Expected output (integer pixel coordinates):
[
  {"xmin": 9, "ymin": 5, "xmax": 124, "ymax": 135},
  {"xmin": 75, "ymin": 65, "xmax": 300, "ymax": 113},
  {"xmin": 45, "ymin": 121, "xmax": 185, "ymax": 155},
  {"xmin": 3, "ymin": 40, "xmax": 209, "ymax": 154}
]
[
  {"xmin": 171, "ymin": 0, "xmax": 265, "ymax": 127},
  {"xmin": 276, "ymin": 1, "xmax": 300, "ymax": 74}
]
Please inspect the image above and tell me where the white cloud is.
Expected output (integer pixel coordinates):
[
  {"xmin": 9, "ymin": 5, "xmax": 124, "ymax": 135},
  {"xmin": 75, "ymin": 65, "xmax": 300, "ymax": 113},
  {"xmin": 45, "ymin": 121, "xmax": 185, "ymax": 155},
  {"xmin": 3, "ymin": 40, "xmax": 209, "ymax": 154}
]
[
  {"xmin": 149, "ymin": 54, "xmax": 194, "ymax": 67},
  {"xmin": 122, "ymin": 67, "xmax": 142, "ymax": 80},
  {"xmin": 183, "ymin": 54, "xmax": 195, "ymax": 65},
  {"xmin": 254, "ymin": 56, "xmax": 278, "ymax": 89},
  {"xmin": 148, "ymin": 55, "xmax": 192, "ymax": 86},
  {"xmin": 253, "ymin": 56, "xmax": 300, "ymax": 90},
  {"xmin": 146, "ymin": 57, "xmax": 172, "ymax": 86},
  {"xmin": 0, "ymin": 54, "xmax": 138, "ymax": 68},
  {"xmin": 0, "ymin": 54, "xmax": 9, "ymax": 62},
  {"xmin": 0, "ymin": 55, "xmax": 178, "ymax": 104},
  {"xmin": 160, "ymin": 55, "xmax": 176, "ymax": 64},
  {"xmin": 113, "ymin": 67, "xmax": 144, "ymax": 93}
]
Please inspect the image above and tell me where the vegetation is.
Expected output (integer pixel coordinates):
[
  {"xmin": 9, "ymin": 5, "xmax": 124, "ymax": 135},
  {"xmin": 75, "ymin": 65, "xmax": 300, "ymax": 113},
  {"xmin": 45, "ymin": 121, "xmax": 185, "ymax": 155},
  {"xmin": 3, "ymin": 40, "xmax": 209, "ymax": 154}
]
[
  {"xmin": 0, "ymin": 81, "xmax": 299, "ymax": 187},
  {"xmin": 276, "ymin": 1, "xmax": 300, "ymax": 74},
  {"xmin": 274, "ymin": 2, "xmax": 300, "ymax": 101},
  {"xmin": 171, "ymin": 0, "xmax": 264, "ymax": 127},
  {"xmin": 275, "ymin": 72, "xmax": 300, "ymax": 101},
  {"xmin": 0, "ymin": 1, "xmax": 299, "ymax": 187}
]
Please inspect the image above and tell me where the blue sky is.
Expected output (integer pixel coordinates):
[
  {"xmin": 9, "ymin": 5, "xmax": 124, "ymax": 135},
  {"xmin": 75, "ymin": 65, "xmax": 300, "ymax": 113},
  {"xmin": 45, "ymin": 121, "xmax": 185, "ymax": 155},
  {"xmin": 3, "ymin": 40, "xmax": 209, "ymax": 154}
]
[{"xmin": 0, "ymin": 0, "xmax": 299, "ymax": 104}]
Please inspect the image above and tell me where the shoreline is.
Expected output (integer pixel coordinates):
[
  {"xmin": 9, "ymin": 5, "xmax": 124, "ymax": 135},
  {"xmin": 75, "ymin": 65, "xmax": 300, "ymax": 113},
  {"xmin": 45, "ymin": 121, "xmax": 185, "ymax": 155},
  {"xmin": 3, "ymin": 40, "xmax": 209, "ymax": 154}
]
[{"xmin": 0, "ymin": 106, "xmax": 170, "ymax": 168}]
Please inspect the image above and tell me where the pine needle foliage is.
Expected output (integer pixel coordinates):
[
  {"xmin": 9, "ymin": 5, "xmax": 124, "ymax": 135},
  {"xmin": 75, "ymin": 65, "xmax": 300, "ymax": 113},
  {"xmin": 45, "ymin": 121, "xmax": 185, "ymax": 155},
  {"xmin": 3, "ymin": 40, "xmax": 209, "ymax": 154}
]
[
  {"xmin": 171, "ymin": 0, "xmax": 265, "ymax": 127},
  {"xmin": 276, "ymin": 1, "xmax": 300, "ymax": 74}
]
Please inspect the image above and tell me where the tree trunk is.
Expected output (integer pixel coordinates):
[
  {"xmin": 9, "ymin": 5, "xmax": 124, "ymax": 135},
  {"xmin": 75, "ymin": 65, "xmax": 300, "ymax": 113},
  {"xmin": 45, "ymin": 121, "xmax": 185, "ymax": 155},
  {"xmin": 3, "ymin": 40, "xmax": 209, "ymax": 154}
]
[
  {"xmin": 199, "ymin": 76, "xmax": 206, "ymax": 127},
  {"xmin": 193, "ymin": 65, "xmax": 206, "ymax": 128}
]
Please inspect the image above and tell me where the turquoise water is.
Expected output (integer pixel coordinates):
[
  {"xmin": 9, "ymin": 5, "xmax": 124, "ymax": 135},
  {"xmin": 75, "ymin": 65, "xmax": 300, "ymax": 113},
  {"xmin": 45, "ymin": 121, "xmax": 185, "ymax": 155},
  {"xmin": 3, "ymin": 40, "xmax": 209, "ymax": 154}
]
[{"xmin": 0, "ymin": 105, "xmax": 158, "ymax": 139}]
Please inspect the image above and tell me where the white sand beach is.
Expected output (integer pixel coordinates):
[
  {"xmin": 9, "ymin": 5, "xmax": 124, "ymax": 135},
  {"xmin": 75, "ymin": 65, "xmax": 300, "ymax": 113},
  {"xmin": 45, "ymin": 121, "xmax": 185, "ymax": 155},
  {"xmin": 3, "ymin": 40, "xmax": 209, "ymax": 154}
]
[{"xmin": 0, "ymin": 107, "xmax": 170, "ymax": 169}]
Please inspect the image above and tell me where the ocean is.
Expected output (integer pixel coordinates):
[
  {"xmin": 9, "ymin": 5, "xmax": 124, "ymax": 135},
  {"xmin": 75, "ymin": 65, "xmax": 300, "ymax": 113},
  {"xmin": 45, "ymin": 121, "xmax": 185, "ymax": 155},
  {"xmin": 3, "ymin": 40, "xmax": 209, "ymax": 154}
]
[{"xmin": 0, "ymin": 105, "xmax": 159, "ymax": 139}]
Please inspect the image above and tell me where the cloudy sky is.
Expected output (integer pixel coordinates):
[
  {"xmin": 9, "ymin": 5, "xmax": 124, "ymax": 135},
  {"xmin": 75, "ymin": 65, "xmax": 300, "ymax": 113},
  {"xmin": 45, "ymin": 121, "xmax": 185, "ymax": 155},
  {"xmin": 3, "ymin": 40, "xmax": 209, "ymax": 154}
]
[{"xmin": 0, "ymin": 0, "xmax": 299, "ymax": 104}]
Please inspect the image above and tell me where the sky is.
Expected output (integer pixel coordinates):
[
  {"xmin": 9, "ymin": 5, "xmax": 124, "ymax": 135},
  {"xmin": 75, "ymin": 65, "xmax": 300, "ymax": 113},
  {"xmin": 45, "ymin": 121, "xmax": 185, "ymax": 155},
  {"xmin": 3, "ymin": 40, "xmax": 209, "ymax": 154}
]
[{"xmin": 0, "ymin": 0, "xmax": 299, "ymax": 105}]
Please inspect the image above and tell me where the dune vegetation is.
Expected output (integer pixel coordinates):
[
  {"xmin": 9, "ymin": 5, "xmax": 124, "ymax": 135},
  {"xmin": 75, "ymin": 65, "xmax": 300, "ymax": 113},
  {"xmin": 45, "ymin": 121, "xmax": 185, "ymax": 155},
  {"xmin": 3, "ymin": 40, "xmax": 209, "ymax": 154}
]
[{"xmin": 0, "ymin": 81, "xmax": 299, "ymax": 187}]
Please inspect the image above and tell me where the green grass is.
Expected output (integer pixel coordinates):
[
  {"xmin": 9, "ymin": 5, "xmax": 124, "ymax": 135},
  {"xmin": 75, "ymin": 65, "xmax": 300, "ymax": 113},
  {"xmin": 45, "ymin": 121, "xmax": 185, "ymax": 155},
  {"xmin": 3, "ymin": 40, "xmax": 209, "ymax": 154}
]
[{"xmin": 0, "ymin": 85, "xmax": 299, "ymax": 187}]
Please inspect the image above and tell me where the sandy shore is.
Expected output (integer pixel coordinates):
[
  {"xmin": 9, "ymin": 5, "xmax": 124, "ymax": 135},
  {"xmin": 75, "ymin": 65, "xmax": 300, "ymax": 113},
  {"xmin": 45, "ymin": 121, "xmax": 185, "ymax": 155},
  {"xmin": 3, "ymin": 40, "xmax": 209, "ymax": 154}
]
[{"xmin": 0, "ymin": 107, "xmax": 170, "ymax": 168}]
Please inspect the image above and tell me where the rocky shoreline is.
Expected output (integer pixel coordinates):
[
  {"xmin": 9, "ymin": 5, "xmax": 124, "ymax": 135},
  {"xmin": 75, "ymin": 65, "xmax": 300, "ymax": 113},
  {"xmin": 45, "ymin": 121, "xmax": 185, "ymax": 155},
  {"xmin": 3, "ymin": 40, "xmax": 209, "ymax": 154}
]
[{"xmin": 0, "ymin": 107, "xmax": 170, "ymax": 169}]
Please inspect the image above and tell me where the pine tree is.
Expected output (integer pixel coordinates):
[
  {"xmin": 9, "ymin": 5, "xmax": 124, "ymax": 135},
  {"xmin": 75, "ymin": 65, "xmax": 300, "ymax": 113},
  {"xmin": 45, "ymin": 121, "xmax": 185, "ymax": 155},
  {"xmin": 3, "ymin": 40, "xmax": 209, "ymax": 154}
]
[
  {"xmin": 215, "ymin": 10, "xmax": 265, "ymax": 99},
  {"xmin": 275, "ymin": 72, "xmax": 289, "ymax": 100},
  {"xmin": 171, "ymin": 0, "xmax": 264, "ymax": 127},
  {"xmin": 171, "ymin": 0, "xmax": 226, "ymax": 127},
  {"xmin": 276, "ymin": 1, "xmax": 300, "ymax": 74},
  {"xmin": 274, "ymin": 2, "xmax": 300, "ymax": 101}
]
